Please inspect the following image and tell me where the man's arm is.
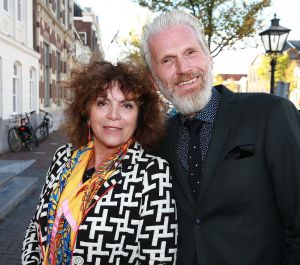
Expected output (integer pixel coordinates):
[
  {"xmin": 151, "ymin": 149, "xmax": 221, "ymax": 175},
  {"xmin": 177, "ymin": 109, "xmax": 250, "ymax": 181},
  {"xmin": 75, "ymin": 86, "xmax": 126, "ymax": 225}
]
[{"xmin": 265, "ymin": 97, "xmax": 300, "ymax": 264}]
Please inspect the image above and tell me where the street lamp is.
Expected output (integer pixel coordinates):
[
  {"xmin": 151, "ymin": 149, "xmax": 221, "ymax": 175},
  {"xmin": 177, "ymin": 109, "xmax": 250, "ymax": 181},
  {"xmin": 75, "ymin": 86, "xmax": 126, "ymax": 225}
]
[{"xmin": 259, "ymin": 14, "xmax": 290, "ymax": 94}]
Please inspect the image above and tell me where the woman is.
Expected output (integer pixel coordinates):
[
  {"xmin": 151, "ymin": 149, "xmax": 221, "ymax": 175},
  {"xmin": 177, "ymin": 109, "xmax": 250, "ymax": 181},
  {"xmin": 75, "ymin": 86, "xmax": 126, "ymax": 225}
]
[{"xmin": 22, "ymin": 61, "xmax": 177, "ymax": 265}]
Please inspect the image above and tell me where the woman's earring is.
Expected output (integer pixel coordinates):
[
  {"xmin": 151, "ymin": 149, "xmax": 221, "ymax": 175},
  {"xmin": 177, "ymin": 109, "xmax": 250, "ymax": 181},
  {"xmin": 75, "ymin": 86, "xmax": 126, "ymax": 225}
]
[{"xmin": 87, "ymin": 122, "xmax": 91, "ymax": 141}]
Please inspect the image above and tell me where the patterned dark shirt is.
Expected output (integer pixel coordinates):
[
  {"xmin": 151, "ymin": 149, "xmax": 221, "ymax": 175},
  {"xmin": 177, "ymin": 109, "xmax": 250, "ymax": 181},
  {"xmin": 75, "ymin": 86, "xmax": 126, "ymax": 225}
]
[{"xmin": 177, "ymin": 87, "xmax": 221, "ymax": 171}]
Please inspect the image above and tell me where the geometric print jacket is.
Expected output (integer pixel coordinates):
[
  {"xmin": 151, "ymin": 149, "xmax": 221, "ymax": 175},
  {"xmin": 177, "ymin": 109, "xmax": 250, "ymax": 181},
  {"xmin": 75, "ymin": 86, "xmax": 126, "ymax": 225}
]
[{"xmin": 21, "ymin": 142, "xmax": 178, "ymax": 265}]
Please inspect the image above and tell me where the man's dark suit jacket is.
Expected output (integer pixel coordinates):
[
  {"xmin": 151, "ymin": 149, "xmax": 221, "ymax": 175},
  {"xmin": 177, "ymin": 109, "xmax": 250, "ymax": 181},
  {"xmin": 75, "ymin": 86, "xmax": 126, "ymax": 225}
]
[{"xmin": 157, "ymin": 85, "xmax": 300, "ymax": 265}]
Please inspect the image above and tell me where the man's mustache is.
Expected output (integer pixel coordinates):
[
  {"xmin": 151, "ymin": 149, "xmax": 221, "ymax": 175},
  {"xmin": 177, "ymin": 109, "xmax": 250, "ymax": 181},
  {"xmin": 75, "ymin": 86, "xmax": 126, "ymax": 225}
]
[{"xmin": 175, "ymin": 71, "xmax": 205, "ymax": 84}]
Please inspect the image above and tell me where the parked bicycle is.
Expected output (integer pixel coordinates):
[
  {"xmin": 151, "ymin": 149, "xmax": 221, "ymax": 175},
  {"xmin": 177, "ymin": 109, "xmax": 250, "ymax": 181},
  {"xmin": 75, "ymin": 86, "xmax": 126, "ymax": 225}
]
[
  {"xmin": 34, "ymin": 109, "xmax": 53, "ymax": 143},
  {"xmin": 7, "ymin": 111, "xmax": 39, "ymax": 152}
]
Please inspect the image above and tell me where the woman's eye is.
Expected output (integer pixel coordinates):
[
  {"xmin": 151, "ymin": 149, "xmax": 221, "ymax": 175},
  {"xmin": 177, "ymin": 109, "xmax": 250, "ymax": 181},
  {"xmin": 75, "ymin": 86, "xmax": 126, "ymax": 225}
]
[
  {"xmin": 96, "ymin": 100, "xmax": 106, "ymax": 107},
  {"xmin": 123, "ymin": 102, "xmax": 133, "ymax": 109}
]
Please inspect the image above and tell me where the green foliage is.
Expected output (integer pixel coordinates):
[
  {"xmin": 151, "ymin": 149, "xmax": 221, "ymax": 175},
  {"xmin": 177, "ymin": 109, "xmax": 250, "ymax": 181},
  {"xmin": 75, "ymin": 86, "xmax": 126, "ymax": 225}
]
[
  {"xmin": 258, "ymin": 52, "xmax": 291, "ymax": 83},
  {"xmin": 227, "ymin": 80, "xmax": 239, "ymax": 93},
  {"xmin": 276, "ymin": 53, "xmax": 290, "ymax": 81},
  {"xmin": 257, "ymin": 55, "xmax": 270, "ymax": 80},
  {"xmin": 121, "ymin": 30, "xmax": 144, "ymax": 64},
  {"xmin": 213, "ymin": 74, "xmax": 224, "ymax": 86},
  {"xmin": 134, "ymin": 0, "xmax": 271, "ymax": 57}
]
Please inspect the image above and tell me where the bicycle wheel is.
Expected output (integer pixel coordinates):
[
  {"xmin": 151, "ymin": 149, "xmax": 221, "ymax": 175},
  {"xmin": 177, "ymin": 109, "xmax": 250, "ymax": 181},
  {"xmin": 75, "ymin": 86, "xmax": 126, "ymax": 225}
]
[
  {"xmin": 28, "ymin": 126, "xmax": 39, "ymax": 147},
  {"xmin": 44, "ymin": 126, "xmax": 49, "ymax": 140},
  {"xmin": 33, "ymin": 135, "xmax": 39, "ymax": 147},
  {"xmin": 48, "ymin": 115, "xmax": 53, "ymax": 129},
  {"xmin": 34, "ymin": 124, "xmax": 48, "ymax": 143},
  {"xmin": 24, "ymin": 134, "xmax": 33, "ymax": 151},
  {"xmin": 8, "ymin": 127, "xmax": 22, "ymax": 152}
]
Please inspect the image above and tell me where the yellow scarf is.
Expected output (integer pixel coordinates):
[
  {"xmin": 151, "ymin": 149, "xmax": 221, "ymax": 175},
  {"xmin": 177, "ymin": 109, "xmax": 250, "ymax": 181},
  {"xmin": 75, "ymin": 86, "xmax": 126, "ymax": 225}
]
[{"xmin": 43, "ymin": 138, "xmax": 133, "ymax": 265}]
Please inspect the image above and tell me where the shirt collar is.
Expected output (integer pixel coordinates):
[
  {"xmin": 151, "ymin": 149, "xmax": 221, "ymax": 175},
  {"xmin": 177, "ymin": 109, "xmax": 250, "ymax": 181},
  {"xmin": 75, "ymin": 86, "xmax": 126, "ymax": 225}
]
[{"xmin": 179, "ymin": 87, "xmax": 220, "ymax": 125}]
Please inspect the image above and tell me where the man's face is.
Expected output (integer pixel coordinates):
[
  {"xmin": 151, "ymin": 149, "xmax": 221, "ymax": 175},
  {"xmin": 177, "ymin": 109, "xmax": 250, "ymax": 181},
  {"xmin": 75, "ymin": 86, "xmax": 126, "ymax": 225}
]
[{"xmin": 148, "ymin": 24, "xmax": 213, "ymax": 115}]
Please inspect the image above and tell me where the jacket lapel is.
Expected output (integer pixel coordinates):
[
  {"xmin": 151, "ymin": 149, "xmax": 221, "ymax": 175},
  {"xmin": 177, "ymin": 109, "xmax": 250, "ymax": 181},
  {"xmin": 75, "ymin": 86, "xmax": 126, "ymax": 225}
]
[
  {"xmin": 196, "ymin": 85, "xmax": 235, "ymax": 206},
  {"xmin": 160, "ymin": 117, "xmax": 196, "ymax": 208}
]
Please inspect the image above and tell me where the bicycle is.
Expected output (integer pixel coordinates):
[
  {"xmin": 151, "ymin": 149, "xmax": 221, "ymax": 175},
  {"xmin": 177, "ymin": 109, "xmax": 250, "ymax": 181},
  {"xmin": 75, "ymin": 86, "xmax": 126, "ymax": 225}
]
[
  {"xmin": 7, "ymin": 111, "xmax": 39, "ymax": 152},
  {"xmin": 34, "ymin": 109, "xmax": 53, "ymax": 143}
]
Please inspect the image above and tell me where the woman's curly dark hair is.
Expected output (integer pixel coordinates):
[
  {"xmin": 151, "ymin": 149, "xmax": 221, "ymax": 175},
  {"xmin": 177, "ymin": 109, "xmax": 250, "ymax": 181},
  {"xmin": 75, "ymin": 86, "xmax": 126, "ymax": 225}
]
[{"xmin": 61, "ymin": 60, "xmax": 167, "ymax": 151}]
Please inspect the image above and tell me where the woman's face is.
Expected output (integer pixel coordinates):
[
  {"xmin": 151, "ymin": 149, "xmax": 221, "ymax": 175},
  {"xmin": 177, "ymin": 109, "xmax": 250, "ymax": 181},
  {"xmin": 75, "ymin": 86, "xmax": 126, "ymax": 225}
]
[{"xmin": 89, "ymin": 82, "xmax": 138, "ymax": 152}]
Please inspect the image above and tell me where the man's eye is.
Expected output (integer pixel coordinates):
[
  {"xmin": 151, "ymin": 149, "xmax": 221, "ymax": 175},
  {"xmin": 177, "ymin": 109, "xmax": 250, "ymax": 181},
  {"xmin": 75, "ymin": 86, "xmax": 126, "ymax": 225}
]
[
  {"xmin": 186, "ymin": 49, "xmax": 195, "ymax": 55},
  {"xmin": 162, "ymin": 57, "xmax": 173, "ymax": 64}
]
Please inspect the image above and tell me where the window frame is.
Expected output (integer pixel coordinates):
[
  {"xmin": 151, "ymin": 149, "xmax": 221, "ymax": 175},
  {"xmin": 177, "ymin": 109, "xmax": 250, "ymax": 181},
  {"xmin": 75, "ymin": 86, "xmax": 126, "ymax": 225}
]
[
  {"xmin": 44, "ymin": 42, "xmax": 51, "ymax": 108},
  {"xmin": 29, "ymin": 68, "xmax": 36, "ymax": 110},
  {"xmin": 12, "ymin": 62, "xmax": 21, "ymax": 114},
  {"xmin": 3, "ymin": 0, "xmax": 9, "ymax": 13},
  {"xmin": 17, "ymin": 0, "xmax": 22, "ymax": 22}
]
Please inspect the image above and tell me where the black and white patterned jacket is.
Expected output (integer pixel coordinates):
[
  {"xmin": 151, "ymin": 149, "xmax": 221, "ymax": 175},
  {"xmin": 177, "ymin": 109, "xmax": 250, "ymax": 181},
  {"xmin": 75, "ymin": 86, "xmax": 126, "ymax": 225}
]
[{"xmin": 22, "ymin": 142, "xmax": 177, "ymax": 265}]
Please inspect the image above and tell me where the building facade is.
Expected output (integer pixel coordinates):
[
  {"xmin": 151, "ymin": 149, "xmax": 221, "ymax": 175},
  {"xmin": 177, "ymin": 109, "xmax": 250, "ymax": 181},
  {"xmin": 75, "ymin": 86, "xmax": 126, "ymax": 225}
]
[
  {"xmin": 0, "ymin": 0, "xmax": 104, "ymax": 154},
  {"xmin": 73, "ymin": 3, "xmax": 104, "ymax": 64},
  {"xmin": 33, "ymin": 0, "xmax": 74, "ymax": 120},
  {"xmin": 0, "ymin": 0, "xmax": 40, "ymax": 153},
  {"xmin": 247, "ymin": 40, "xmax": 300, "ymax": 109},
  {"xmin": 284, "ymin": 41, "xmax": 300, "ymax": 109},
  {"xmin": 247, "ymin": 55, "xmax": 269, "ymax": 93},
  {"xmin": 214, "ymin": 74, "xmax": 248, "ymax": 93}
]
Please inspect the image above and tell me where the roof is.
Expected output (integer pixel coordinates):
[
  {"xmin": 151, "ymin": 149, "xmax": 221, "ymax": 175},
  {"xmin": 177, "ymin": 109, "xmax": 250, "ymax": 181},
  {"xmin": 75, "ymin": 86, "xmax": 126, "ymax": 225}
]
[
  {"xmin": 283, "ymin": 40, "xmax": 300, "ymax": 51},
  {"xmin": 218, "ymin": 74, "xmax": 247, "ymax": 81}
]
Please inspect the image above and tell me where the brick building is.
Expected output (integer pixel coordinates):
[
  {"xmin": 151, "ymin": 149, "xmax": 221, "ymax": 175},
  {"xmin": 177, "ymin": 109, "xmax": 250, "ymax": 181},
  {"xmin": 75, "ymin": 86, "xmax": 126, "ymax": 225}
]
[
  {"xmin": 73, "ymin": 3, "xmax": 103, "ymax": 63},
  {"xmin": 33, "ymin": 0, "xmax": 74, "ymax": 128}
]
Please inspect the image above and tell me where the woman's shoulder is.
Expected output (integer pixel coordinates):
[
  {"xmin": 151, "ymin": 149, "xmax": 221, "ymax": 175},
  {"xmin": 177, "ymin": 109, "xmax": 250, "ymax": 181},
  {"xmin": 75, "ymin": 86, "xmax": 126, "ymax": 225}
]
[
  {"xmin": 131, "ymin": 144, "xmax": 173, "ymax": 190},
  {"xmin": 130, "ymin": 142, "xmax": 169, "ymax": 163},
  {"xmin": 51, "ymin": 143, "xmax": 74, "ymax": 163}
]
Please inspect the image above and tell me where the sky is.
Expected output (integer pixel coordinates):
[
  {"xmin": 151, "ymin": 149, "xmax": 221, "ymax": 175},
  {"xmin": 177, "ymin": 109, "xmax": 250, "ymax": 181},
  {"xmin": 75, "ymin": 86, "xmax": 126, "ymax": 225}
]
[
  {"xmin": 213, "ymin": 0, "xmax": 300, "ymax": 74},
  {"xmin": 76, "ymin": 0, "xmax": 300, "ymax": 74},
  {"xmin": 76, "ymin": 0, "xmax": 152, "ymax": 61}
]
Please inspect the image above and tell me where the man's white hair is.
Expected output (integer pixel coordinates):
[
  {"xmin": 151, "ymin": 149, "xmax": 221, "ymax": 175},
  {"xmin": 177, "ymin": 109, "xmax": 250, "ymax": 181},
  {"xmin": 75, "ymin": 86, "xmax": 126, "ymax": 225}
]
[{"xmin": 141, "ymin": 9, "xmax": 210, "ymax": 71}]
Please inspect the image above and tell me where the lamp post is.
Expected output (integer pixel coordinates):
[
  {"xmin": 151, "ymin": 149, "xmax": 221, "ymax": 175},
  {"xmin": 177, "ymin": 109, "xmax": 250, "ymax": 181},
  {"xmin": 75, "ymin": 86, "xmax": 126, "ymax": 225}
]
[{"xmin": 259, "ymin": 14, "xmax": 290, "ymax": 94}]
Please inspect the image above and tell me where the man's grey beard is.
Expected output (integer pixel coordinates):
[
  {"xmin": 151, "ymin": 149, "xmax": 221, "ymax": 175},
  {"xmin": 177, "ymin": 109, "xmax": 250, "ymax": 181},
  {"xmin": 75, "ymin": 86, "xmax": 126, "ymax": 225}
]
[{"xmin": 154, "ymin": 69, "xmax": 213, "ymax": 115}]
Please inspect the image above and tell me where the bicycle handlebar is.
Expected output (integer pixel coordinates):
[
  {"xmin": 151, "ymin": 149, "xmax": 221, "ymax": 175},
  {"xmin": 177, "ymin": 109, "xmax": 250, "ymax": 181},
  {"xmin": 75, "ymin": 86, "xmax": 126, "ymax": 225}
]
[{"xmin": 39, "ymin": 109, "xmax": 52, "ymax": 116}]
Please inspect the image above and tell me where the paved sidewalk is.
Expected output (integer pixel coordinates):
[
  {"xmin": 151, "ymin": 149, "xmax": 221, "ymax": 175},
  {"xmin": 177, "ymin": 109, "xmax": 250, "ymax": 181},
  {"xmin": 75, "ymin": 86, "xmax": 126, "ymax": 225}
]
[{"xmin": 0, "ymin": 130, "xmax": 68, "ymax": 265}]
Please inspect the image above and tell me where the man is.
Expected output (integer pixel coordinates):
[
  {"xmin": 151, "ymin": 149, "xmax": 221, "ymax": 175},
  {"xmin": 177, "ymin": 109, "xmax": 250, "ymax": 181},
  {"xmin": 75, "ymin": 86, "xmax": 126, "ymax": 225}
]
[{"xmin": 141, "ymin": 9, "xmax": 300, "ymax": 265}]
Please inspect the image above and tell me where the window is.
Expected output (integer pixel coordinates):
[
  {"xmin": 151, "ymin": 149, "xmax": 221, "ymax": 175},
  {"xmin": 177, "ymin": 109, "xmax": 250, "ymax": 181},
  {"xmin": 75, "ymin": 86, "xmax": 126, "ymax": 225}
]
[
  {"xmin": 56, "ymin": 51, "xmax": 61, "ymax": 80},
  {"xmin": 3, "ymin": 0, "xmax": 8, "ymax": 12},
  {"xmin": 56, "ymin": 51, "xmax": 61, "ymax": 105},
  {"xmin": 17, "ymin": 0, "xmax": 22, "ymax": 21},
  {"xmin": 66, "ymin": 0, "xmax": 71, "ymax": 29},
  {"xmin": 29, "ymin": 68, "xmax": 36, "ymax": 110},
  {"xmin": 56, "ymin": 0, "xmax": 61, "ymax": 20},
  {"xmin": 62, "ymin": 8, "xmax": 65, "ymax": 25},
  {"xmin": 79, "ymin": 32, "xmax": 87, "ymax": 45},
  {"xmin": 12, "ymin": 62, "xmax": 21, "ymax": 113},
  {"xmin": 44, "ymin": 43, "xmax": 50, "ymax": 107}
]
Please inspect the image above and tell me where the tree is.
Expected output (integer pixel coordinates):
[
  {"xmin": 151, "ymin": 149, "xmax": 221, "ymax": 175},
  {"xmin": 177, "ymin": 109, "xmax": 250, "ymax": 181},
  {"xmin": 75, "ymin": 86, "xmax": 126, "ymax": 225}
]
[
  {"xmin": 121, "ymin": 29, "xmax": 144, "ymax": 64},
  {"xmin": 134, "ymin": 0, "xmax": 271, "ymax": 57},
  {"xmin": 258, "ymin": 52, "xmax": 291, "ymax": 85},
  {"xmin": 213, "ymin": 74, "xmax": 224, "ymax": 86},
  {"xmin": 276, "ymin": 53, "xmax": 291, "ymax": 81}
]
